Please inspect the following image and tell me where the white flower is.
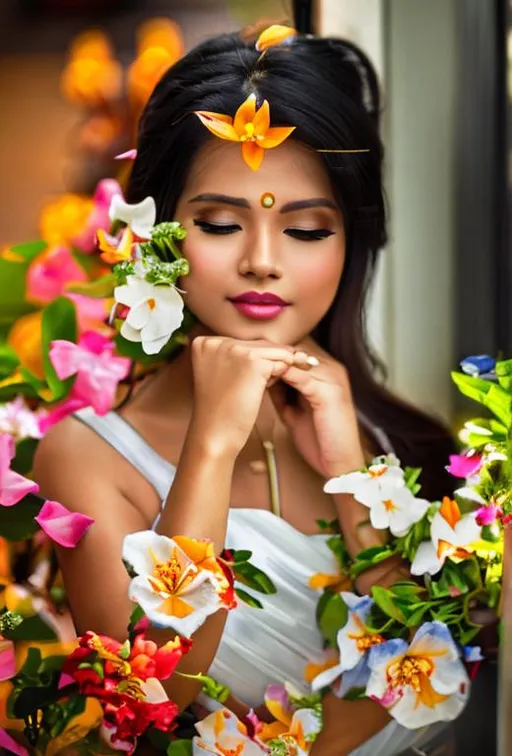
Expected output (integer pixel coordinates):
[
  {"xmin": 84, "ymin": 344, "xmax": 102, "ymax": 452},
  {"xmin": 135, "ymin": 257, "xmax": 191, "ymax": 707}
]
[
  {"xmin": 311, "ymin": 592, "xmax": 383, "ymax": 698},
  {"xmin": 109, "ymin": 195, "xmax": 156, "ymax": 239},
  {"xmin": 0, "ymin": 397, "xmax": 42, "ymax": 441},
  {"xmin": 411, "ymin": 497, "xmax": 481, "ymax": 576},
  {"xmin": 325, "ymin": 456, "xmax": 428, "ymax": 537},
  {"xmin": 115, "ymin": 275, "xmax": 184, "ymax": 355},
  {"xmin": 193, "ymin": 709, "xmax": 266, "ymax": 755},
  {"xmin": 324, "ymin": 453, "xmax": 405, "ymax": 503},
  {"xmin": 366, "ymin": 621, "xmax": 470, "ymax": 729},
  {"xmin": 122, "ymin": 531, "xmax": 228, "ymax": 637}
]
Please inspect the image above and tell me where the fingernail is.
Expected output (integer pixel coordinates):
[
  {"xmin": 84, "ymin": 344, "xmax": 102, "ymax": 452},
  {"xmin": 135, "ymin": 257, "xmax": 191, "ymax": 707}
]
[{"xmin": 306, "ymin": 356, "xmax": 319, "ymax": 367}]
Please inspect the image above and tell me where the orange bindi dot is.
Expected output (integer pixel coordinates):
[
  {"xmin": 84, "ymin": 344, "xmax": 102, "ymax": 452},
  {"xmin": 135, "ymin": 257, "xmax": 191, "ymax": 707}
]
[{"xmin": 260, "ymin": 192, "xmax": 275, "ymax": 209}]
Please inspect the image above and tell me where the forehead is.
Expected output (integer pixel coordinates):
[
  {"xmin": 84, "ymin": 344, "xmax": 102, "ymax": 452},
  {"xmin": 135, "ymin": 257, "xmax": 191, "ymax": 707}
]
[{"xmin": 181, "ymin": 138, "xmax": 335, "ymax": 201}]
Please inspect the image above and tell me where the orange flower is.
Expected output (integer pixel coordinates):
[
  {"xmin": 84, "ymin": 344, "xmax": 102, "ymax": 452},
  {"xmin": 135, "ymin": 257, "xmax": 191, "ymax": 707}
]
[
  {"xmin": 97, "ymin": 227, "xmax": 134, "ymax": 265},
  {"xmin": 7, "ymin": 310, "xmax": 45, "ymax": 379},
  {"xmin": 195, "ymin": 93, "xmax": 295, "ymax": 171},
  {"xmin": 40, "ymin": 193, "xmax": 94, "ymax": 248},
  {"xmin": 137, "ymin": 18, "xmax": 184, "ymax": 59},
  {"xmin": 128, "ymin": 46, "xmax": 176, "ymax": 107},
  {"xmin": 255, "ymin": 24, "xmax": 297, "ymax": 52}
]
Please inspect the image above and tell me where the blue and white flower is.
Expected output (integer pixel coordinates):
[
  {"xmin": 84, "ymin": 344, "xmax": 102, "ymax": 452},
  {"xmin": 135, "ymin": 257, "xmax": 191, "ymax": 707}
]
[
  {"xmin": 311, "ymin": 592, "xmax": 384, "ymax": 698},
  {"xmin": 366, "ymin": 621, "xmax": 470, "ymax": 729}
]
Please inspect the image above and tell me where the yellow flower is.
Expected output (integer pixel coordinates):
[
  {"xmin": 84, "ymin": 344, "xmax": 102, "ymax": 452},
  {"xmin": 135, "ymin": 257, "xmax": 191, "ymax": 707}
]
[
  {"xmin": 195, "ymin": 93, "xmax": 295, "ymax": 171},
  {"xmin": 128, "ymin": 46, "xmax": 176, "ymax": 107},
  {"xmin": 97, "ymin": 227, "xmax": 134, "ymax": 265},
  {"xmin": 40, "ymin": 194, "xmax": 93, "ymax": 248},
  {"xmin": 137, "ymin": 18, "xmax": 184, "ymax": 59},
  {"xmin": 255, "ymin": 25, "xmax": 297, "ymax": 52}
]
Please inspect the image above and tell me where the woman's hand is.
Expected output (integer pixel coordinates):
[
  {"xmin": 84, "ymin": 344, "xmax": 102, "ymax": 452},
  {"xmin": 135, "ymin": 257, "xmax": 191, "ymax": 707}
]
[
  {"xmin": 190, "ymin": 336, "xmax": 295, "ymax": 458},
  {"xmin": 269, "ymin": 337, "xmax": 365, "ymax": 478}
]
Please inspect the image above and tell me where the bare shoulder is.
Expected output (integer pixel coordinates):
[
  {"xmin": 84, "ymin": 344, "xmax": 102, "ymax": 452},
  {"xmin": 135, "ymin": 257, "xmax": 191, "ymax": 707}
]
[{"xmin": 33, "ymin": 416, "xmax": 160, "ymax": 525}]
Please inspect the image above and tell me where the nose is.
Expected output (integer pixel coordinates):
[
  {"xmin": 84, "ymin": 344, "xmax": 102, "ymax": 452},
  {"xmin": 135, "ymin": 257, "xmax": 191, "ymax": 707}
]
[{"xmin": 238, "ymin": 227, "xmax": 282, "ymax": 280}]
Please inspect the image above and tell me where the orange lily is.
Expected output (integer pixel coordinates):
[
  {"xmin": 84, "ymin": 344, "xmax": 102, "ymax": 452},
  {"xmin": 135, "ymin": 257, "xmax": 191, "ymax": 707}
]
[
  {"xmin": 97, "ymin": 226, "xmax": 134, "ymax": 265},
  {"xmin": 195, "ymin": 93, "xmax": 295, "ymax": 171},
  {"xmin": 255, "ymin": 24, "xmax": 297, "ymax": 52}
]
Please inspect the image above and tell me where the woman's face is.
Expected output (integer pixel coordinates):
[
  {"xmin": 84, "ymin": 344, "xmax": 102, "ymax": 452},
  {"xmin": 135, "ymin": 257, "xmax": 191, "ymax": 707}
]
[{"xmin": 175, "ymin": 139, "xmax": 346, "ymax": 345}]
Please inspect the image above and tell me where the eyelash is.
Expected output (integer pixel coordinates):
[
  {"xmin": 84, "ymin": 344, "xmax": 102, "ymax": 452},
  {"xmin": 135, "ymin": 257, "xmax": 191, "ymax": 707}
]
[{"xmin": 193, "ymin": 220, "xmax": 334, "ymax": 242}]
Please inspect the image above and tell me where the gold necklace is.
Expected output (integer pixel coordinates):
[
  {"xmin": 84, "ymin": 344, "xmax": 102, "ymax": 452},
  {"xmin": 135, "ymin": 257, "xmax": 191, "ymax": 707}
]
[{"xmin": 249, "ymin": 422, "xmax": 282, "ymax": 518}]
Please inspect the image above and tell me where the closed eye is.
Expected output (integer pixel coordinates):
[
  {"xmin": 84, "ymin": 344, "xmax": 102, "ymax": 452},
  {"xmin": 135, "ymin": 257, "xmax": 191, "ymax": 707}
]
[
  {"xmin": 284, "ymin": 228, "xmax": 335, "ymax": 241},
  {"xmin": 193, "ymin": 219, "xmax": 241, "ymax": 235}
]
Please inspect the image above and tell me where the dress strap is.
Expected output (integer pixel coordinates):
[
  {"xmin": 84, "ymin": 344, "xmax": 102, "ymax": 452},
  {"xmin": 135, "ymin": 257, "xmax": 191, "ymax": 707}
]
[{"xmin": 73, "ymin": 407, "xmax": 176, "ymax": 501}]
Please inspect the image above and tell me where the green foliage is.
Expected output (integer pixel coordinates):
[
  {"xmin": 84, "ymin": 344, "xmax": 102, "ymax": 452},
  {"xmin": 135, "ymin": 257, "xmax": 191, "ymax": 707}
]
[
  {"xmin": 167, "ymin": 740, "xmax": 193, "ymax": 756},
  {"xmin": 0, "ymin": 492, "xmax": 43, "ymax": 540},
  {"xmin": 41, "ymin": 296, "xmax": 78, "ymax": 400},
  {"xmin": 316, "ymin": 591, "xmax": 348, "ymax": 646}
]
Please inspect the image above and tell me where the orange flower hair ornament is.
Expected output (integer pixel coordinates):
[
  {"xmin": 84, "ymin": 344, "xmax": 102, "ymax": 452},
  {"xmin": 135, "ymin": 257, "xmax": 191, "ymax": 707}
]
[
  {"xmin": 255, "ymin": 24, "xmax": 297, "ymax": 52},
  {"xmin": 195, "ymin": 93, "xmax": 295, "ymax": 171}
]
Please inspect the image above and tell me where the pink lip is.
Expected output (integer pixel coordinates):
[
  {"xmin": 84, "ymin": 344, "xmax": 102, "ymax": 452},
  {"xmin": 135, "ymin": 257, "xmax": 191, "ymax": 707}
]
[
  {"xmin": 229, "ymin": 291, "xmax": 289, "ymax": 305},
  {"xmin": 228, "ymin": 291, "xmax": 290, "ymax": 321}
]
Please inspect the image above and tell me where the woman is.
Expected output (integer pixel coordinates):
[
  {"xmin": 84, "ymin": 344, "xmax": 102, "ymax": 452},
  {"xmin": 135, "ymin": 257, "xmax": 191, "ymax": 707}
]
[{"xmin": 34, "ymin": 28, "xmax": 456, "ymax": 755}]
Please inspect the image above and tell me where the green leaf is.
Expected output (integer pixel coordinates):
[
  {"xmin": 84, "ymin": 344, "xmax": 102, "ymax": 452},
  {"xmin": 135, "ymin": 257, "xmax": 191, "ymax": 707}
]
[
  {"xmin": 40, "ymin": 654, "xmax": 67, "ymax": 675},
  {"xmin": 0, "ymin": 492, "xmax": 43, "ymax": 540},
  {"xmin": 350, "ymin": 546, "xmax": 395, "ymax": 579},
  {"xmin": 233, "ymin": 562, "xmax": 276, "ymax": 594},
  {"xmin": 8, "ymin": 240, "xmax": 48, "ymax": 263},
  {"xmin": 371, "ymin": 586, "xmax": 406, "ymax": 623},
  {"xmin": 128, "ymin": 604, "xmax": 145, "ymax": 632},
  {"xmin": 231, "ymin": 550, "xmax": 252, "ymax": 562},
  {"xmin": 459, "ymin": 626, "xmax": 481, "ymax": 646},
  {"xmin": 326, "ymin": 535, "xmax": 351, "ymax": 571},
  {"xmin": 405, "ymin": 603, "xmax": 431, "ymax": 627},
  {"xmin": 20, "ymin": 647, "xmax": 42, "ymax": 677},
  {"xmin": 10, "ymin": 614, "xmax": 58, "ymax": 642},
  {"xmin": 41, "ymin": 296, "xmax": 78, "ymax": 400},
  {"xmin": 451, "ymin": 371, "xmax": 511, "ymax": 426},
  {"xmin": 389, "ymin": 582, "xmax": 427, "ymax": 602},
  {"xmin": 496, "ymin": 359, "xmax": 512, "ymax": 391},
  {"xmin": 403, "ymin": 466, "xmax": 422, "ymax": 495},
  {"xmin": 11, "ymin": 437, "xmax": 39, "ymax": 475},
  {"xmin": 0, "ymin": 258, "xmax": 37, "ymax": 331},
  {"xmin": 318, "ymin": 592, "xmax": 348, "ymax": 646},
  {"xmin": 66, "ymin": 274, "xmax": 115, "ymax": 299},
  {"xmin": 0, "ymin": 343, "xmax": 20, "ymax": 379},
  {"xmin": 235, "ymin": 588, "xmax": 263, "ymax": 609},
  {"xmin": 167, "ymin": 739, "xmax": 193, "ymax": 756}
]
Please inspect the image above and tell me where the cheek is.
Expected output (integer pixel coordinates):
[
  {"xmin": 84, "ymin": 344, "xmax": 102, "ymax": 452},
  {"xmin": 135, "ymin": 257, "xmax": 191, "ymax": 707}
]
[
  {"xmin": 293, "ymin": 247, "xmax": 345, "ymax": 309},
  {"xmin": 181, "ymin": 241, "xmax": 228, "ymax": 295}
]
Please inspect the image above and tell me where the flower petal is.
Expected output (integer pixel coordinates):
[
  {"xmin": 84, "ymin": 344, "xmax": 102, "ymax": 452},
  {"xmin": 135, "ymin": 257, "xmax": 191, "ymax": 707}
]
[
  {"xmin": 0, "ymin": 728, "xmax": 29, "ymax": 756},
  {"xmin": 115, "ymin": 149, "xmax": 137, "ymax": 160},
  {"xmin": 0, "ymin": 638, "xmax": 16, "ymax": 681},
  {"xmin": 122, "ymin": 530, "xmax": 175, "ymax": 576},
  {"xmin": 120, "ymin": 321, "xmax": 143, "ymax": 344},
  {"xmin": 255, "ymin": 25, "xmax": 297, "ymax": 52},
  {"xmin": 239, "ymin": 141, "xmax": 263, "ymax": 171},
  {"xmin": 1, "ymin": 469, "xmax": 39, "ymax": 507},
  {"xmin": 233, "ymin": 94, "xmax": 257, "ymax": 136},
  {"xmin": 411, "ymin": 541, "xmax": 443, "ymax": 576},
  {"xmin": 310, "ymin": 662, "xmax": 343, "ymax": 692},
  {"xmin": 259, "ymin": 126, "xmax": 296, "ymax": 149},
  {"xmin": 35, "ymin": 499, "xmax": 94, "ymax": 548},
  {"xmin": 141, "ymin": 333, "xmax": 172, "ymax": 355},
  {"xmin": 253, "ymin": 99, "xmax": 270, "ymax": 136},
  {"xmin": 109, "ymin": 196, "xmax": 156, "ymax": 239},
  {"xmin": 195, "ymin": 112, "xmax": 239, "ymax": 142}
]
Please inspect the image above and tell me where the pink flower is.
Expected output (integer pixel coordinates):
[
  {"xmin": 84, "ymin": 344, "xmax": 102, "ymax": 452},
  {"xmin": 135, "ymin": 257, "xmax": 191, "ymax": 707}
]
[
  {"xmin": 0, "ymin": 397, "xmax": 42, "ymax": 441},
  {"xmin": 446, "ymin": 453, "xmax": 483, "ymax": 479},
  {"xmin": 115, "ymin": 149, "xmax": 137, "ymax": 160},
  {"xmin": 26, "ymin": 245, "xmax": 87, "ymax": 304},
  {"xmin": 49, "ymin": 331, "xmax": 131, "ymax": 415},
  {"xmin": 0, "ymin": 636, "xmax": 15, "ymax": 681},
  {"xmin": 38, "ymin": 396, "xmax": 90, "ymax": 435},
  {"xmin": 73, "ymin": 179, "xmax": 123, "ymax": 253},
  {"xmin": 0, "ymin": 728, "xmax": 29, "ymax": 756},
  {"xmin": 0, "ymin": 434, "xmax": 39, "ymax": 507},
  {"xmin": 35, "ymin": 499, "xmax": 94, "ymax": 548},
  {"xmin": 67, "ymin": 293, "xmax": 108, "ymax": 333},
  {"xmin": 476, "ymin": 501, "xmax": 502, "ymax": 527}
]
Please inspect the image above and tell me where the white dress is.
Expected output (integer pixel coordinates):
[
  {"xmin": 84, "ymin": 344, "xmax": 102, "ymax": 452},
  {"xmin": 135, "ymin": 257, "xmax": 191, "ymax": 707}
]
[{"xmin": 75, "ymin": 407, "xmax": 448, "ymax": 756}]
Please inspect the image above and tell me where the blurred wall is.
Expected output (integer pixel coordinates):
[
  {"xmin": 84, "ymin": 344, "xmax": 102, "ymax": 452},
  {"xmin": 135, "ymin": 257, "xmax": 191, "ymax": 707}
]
[{"xmin": 320, "ymin": 0, "xmax": 457, "ymax": 422}]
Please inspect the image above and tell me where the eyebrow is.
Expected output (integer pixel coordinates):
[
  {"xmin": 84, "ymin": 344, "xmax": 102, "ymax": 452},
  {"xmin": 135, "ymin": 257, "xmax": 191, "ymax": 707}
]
[{"xmin": 188, "ymin": 193, "xmax": 337, "ymax": 213}]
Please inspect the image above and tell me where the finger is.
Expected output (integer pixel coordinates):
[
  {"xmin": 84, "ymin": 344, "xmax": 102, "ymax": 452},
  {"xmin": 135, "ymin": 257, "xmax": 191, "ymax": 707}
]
[
  {"xmin": 293, "ymin": 351, "xmax": 320, "ymax": 370},
  {"xmin": 229, "ymin": 343, "xmax": 296, "ymax": 365}
]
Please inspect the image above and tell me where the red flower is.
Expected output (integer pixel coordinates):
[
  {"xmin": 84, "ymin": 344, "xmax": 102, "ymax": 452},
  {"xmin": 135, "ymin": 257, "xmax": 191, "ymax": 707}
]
[{"xmin": 129, "ymin": 633, "xmax": 192, "ymax": 681}]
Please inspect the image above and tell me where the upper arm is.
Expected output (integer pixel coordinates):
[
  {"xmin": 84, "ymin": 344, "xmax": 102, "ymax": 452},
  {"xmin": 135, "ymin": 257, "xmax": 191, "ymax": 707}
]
[{"xmin": 33, "ymin": 419, "xmax": 151, "ymax": 640}]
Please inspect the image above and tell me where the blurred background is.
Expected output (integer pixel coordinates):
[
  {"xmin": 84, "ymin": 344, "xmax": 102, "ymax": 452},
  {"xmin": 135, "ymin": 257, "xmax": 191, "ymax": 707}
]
[{"xmin": 0, "ymin": 0, "xmax": 511, "ymax": 425}]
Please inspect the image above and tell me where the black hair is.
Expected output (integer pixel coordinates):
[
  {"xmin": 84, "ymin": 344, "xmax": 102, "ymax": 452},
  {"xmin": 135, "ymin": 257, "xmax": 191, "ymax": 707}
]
[{"xmin": 127, "ymin": 31, "xmax": 456, "ymax": 500}]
